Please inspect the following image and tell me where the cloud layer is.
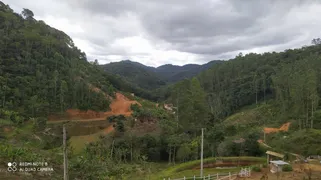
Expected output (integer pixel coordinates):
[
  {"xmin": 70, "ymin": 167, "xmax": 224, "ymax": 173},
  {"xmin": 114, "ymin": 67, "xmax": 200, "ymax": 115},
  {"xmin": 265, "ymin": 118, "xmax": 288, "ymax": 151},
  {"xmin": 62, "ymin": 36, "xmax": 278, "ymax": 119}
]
[{"xmin": 3, "ymin": 0, "xmax": 321, "ymax": 66}]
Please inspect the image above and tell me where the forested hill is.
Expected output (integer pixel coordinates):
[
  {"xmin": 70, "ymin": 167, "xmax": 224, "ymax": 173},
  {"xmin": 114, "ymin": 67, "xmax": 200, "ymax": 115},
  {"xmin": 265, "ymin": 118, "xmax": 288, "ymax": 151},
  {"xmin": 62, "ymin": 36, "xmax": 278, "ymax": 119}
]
[
  {"xmin": 0, "ymin": 3, "xmax": 154, "ymax": 119},
  {"xmin": 100, "ymin": 60, "xmax": 222, "ymax": 90},
  {"xmin": 168, "ymin": 40, "xmax": 321, "ymax": 131},
  {"xmin": 100, "ymin": 60, "xmax": 167, "ymax": 90}
]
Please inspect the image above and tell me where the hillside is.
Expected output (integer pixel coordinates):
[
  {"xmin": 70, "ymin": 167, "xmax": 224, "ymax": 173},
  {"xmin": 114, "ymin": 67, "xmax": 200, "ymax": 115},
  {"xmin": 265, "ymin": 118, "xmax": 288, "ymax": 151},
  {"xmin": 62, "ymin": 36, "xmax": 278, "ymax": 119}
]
[
  {"xmin": 0, "ymin": 3, "xmax": 159, "ymax": 119},
  {"xmin": 0, "ymin": 3, "xmax": 174, "ymax": 179},
  {"xmin": 100, "ymin": 59, "xmax": 222, "ymax": 89},
  {"xmin": 1, "ymin": 1, "xmax": 321, "ymax": 179},
  {"xmin": 100, "ymin": 60, "xmax": 166, "ymax": 90}
]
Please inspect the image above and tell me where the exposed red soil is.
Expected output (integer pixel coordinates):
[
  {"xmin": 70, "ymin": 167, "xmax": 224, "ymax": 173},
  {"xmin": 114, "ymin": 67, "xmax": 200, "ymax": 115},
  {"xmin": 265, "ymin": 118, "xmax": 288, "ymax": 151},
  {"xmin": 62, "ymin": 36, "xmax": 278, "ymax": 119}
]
[
  {"xmin": 3, "ymin": 127, "xmax": 12, "ymax": 133},
  {"xmin": 48, "ymin": 92, "xmax": 141, "ymax": 121},
  {"xmin": 263, "ymin": 122, "xmax": 291, "ymax": 134},
  {"xmin": 102, "ymin": 124, "xmax": 115, "ymax": 134}
]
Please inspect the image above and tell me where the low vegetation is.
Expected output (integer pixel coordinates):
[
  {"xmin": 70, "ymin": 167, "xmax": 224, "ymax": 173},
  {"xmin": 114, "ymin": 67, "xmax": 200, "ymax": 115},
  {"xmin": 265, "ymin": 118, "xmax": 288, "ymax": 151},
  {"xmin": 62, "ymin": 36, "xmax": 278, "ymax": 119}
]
[{"xmin": 282, "ymin": 164, "xmax": 293, "ymax": 172}]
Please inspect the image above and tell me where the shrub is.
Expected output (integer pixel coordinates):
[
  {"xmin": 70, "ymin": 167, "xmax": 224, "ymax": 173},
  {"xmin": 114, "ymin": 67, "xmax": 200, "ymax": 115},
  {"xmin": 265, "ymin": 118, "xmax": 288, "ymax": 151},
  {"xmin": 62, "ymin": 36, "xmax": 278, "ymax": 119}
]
[
  {"xmin": 116, "ymin": 120, "xmax": 125, "ymax": 132},
  {"xmin": 0, "ymin": 110, "xmax": 24, "ymax": 125},
  {"xmin": 130, "ymin": 104, "xmax": 140, "ymax": 112},
  {"xmin": 282, "ymin": 164, "xmax": 293, "ymax": 172},
  {"xmin": 252, "ymin": 166, "xmax": 261, "ymax": 172},
  {"xmin": 107, "ymin": 115, "xmax": 117, "ymax": 123},
  {"xmin": 107, "ymin": 115, "xmax": 126, "ymax": 123},
  {"xmin": 33, "ymin": 117, "xmax": 47, "ymax": 131}
]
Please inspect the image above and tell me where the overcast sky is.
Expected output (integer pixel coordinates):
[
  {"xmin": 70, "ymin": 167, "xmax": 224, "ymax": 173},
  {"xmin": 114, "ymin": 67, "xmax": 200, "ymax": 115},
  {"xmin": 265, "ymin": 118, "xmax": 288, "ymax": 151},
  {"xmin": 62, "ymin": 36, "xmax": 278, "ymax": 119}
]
[{"xmin": 3, "ymin": 0, "xmax": 321, "ymax": 67}]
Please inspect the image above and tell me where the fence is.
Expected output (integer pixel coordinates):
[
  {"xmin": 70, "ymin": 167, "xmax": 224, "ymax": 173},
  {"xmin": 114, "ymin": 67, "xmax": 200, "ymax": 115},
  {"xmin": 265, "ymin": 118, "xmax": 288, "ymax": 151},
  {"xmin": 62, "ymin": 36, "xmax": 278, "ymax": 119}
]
[
  {"xmin": 163, "ymin": 172, "xmax": 237, "ymax": 180},
  {"xmin": 163, "ymin": 167, "xmax": 251, "ymax": 180}
]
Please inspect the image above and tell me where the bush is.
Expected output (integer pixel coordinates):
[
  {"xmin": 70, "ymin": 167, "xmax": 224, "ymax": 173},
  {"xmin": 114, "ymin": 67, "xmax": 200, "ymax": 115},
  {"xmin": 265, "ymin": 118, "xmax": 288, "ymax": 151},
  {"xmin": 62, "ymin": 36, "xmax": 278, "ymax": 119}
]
[
  {"xmin": 252, "ymin": 166, "xmax": 261, "ymax": 172},
  {"xmin": 107, "ymin": 115, "xmax": 117, "ymax": 123},
  {"xmin": 0, "ymin": 110, "xmax": 24, "ymax": 125},
  {"xmin": 282, "ymin": 164, "xmax": 293, "ymax": 172},
  {"xmin": 107, "ymin": 115, "xmax": 126, "ymax": 123},
  {"xmin": 33, "ymin": 117, "xmax": 47, "ymax": 131},
  {"xmin": 130, "ymin": 104, "xmax": 140, "ymax": 112},
  {"xmin": 116, "ymin": 120, "xmax": 125, "ymax": 132}
]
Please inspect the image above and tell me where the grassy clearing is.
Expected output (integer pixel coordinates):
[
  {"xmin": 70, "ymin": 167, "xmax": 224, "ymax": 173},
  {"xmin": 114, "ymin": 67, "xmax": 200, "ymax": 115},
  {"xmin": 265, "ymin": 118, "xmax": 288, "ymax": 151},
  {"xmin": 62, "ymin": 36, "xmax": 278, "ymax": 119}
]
[
  {"xmin": 47, "ymin": 118, "xmax": 114, "ymax": 154},
  {"xmin": 0, "ymin": 118, "xmax": 14, "ymax": 126},
  {"xmin": 69, "ymin": 125, "xmax": 114, "ymax": 154},
  {"xmin": 162, "ymin": 167, "xmax": 241, "ymax": 179},
  {"xmin": 268, "ymin": 129, "xmax": 321, "ymax": 156},
  {"xmin": 69, "ymin": 132, "xmax": 102, "ymax": 154},
  {"xmin": 153, "ymin": 157, "xmax": 265, "ymax": 179}
]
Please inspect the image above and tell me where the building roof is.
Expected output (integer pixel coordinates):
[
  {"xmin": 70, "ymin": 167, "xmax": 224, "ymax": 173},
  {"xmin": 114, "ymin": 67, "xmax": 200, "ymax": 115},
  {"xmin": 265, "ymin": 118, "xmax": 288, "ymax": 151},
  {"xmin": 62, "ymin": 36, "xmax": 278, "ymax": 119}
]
[
  {"xmin": 270, "ymin": 160, "xmax": 289, "ymax": 165},
  {"xmin": 266, "ymin": 151, "xmax": 285, "ymax": 158}
]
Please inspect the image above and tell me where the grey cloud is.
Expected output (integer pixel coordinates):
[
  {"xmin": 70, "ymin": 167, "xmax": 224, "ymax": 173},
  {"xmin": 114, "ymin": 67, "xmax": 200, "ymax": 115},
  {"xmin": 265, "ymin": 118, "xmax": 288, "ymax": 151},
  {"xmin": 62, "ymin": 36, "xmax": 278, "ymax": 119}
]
[{"xmin": 2, "ymin": 0, "xmax": 321, "ymax": 67}]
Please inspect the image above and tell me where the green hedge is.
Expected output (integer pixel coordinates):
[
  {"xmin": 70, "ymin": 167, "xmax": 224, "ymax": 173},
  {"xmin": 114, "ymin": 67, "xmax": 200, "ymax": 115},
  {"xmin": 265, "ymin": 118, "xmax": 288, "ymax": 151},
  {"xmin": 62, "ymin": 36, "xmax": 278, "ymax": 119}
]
[
  {"xmin": 282, "ymin": 164, "xmax": 293, "ymax": 172},
  {"xmin": 251, "ymin": 166, "xmax": 261, "ymax": 172}
]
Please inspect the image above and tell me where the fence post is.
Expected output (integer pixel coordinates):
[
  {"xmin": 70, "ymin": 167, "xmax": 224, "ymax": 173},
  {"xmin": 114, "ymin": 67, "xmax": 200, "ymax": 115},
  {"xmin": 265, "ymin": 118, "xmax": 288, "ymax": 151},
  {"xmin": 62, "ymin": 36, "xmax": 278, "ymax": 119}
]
[
  {"xmin": 229, "ymin": 172, "xmax": 231, "ymax": 180},
  {"xmin": 184, "ymin": 176, "xmax": 186, "ymax": 180},
  {"xmin": 208, "ymin": 174, "xmax": 210, "ymax": 180},
  {"xmin": 194, "ymin": 175, "xmax": 196, "ymax": 180},
  {"xmin": 217, "ymin": 173, "xmax": 219, "ymax": 179}
]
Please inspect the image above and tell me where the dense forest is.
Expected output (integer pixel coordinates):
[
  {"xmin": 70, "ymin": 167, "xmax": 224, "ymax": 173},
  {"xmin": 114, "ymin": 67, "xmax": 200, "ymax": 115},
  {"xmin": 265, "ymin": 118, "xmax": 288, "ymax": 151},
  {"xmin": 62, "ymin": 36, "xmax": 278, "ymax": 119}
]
[
  {"xmin": 0, "ymin": 2, "xmax": 114, "ymax": 118},
  {"xmin": 0, "ymin": 2, "xmax": 158, "ymax": 120},
  {"xmin": 168, "ymin": 41, "xmax": 321, "ymax": 129}
]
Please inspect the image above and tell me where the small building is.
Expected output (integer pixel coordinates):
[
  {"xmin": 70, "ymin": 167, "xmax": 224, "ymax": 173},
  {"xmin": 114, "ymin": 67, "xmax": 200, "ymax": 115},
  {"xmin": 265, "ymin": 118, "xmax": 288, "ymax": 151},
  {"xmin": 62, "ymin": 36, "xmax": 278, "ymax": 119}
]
[{"xmin": 269, "ymin": 160, "xmax": 289, "ymax": 173}]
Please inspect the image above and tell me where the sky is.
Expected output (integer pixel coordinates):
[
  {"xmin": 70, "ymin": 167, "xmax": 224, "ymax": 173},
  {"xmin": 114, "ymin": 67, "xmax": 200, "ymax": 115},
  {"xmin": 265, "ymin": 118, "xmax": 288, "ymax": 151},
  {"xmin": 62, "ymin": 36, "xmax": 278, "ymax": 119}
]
[{"xmin": 3, "ymin": 0, "xmax": 321, "ymax": 67}]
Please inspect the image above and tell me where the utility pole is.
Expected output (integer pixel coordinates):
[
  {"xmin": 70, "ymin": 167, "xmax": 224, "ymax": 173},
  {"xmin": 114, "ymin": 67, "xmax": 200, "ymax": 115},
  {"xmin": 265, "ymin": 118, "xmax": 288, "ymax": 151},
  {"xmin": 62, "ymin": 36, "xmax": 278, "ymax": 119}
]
[
  {"xmin": 176, "ymin": 91, "xmax": 179, "ymax": 128},
  {"xmin": 200, "ymin": 128, "xmax": 204, "ymax": 177},
  {"xmin": 63, "ymin": 124, "xmax": 68, "ymax": 180}
]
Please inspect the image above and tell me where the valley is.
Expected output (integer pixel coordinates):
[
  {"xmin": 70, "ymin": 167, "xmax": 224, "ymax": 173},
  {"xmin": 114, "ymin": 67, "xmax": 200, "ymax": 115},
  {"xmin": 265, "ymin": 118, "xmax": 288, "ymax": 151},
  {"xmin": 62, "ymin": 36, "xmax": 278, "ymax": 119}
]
[{"xmin": 1, "ymin": 1, "xmax": 321, "ymax": 180}]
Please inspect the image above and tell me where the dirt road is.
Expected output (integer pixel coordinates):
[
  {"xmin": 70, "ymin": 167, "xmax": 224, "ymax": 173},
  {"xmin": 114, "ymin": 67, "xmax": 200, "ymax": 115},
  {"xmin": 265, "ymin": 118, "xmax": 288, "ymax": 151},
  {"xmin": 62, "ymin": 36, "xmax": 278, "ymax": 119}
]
[{"xmin": 48, "ymin": 92, "xmax": 140, "ymax": 123}]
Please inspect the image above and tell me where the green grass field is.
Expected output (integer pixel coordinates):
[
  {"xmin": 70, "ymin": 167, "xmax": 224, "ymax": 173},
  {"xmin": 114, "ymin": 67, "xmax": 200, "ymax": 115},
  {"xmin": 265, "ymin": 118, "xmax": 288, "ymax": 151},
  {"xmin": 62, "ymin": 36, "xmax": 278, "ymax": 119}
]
[{"xmin": 150, "ymin": 157, "xmax": 265, "ymax": 180}]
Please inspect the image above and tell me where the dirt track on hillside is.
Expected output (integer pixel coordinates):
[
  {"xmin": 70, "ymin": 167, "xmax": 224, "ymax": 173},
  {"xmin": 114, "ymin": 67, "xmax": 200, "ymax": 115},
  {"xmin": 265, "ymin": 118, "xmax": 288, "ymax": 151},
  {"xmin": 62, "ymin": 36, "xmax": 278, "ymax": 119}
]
[
  {"xmin": 48, "ymin": 92, "xmax": 141, "ymax": 122},
  {"xmin": 263, "ymin": 122, "xmax": 291, "ymax": 134}
]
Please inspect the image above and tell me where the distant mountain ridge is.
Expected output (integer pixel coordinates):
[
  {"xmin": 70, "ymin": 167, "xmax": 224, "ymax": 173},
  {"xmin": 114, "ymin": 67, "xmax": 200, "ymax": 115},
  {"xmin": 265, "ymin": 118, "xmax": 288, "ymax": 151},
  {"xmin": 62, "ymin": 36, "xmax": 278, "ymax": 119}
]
[{"xmin": 100, "ymin": 60, "xmax": 223, "ymax": 89}]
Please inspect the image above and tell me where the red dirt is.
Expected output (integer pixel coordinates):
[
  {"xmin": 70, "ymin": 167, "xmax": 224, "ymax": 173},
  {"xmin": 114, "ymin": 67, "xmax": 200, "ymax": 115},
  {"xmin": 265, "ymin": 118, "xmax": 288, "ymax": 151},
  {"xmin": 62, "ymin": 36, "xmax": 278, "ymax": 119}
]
[
  {"xmin": 264, "ymin": 122, "xmax": 291, "ymax": 134},
  {"xmin": 3, "ymin": 127, "xmax": 12, "ymax": 133},
  {"xmin": 102, "ymin": 124, "xmax": 114, "ymax": 134},
  {"xmin": 104, "ymin": 93, "xmax": 141, "ymax": 117},
  {"xmin": 48, "ymin": 92, "xmax": 141, "ymax": 121}
]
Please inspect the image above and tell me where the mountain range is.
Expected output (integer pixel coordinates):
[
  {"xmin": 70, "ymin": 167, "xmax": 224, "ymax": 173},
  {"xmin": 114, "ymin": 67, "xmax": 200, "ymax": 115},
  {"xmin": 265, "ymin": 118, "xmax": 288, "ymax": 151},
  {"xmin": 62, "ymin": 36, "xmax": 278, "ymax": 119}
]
[{"xmin": 100, "ymin": 60, "xmax": 223, "ymax": 89}]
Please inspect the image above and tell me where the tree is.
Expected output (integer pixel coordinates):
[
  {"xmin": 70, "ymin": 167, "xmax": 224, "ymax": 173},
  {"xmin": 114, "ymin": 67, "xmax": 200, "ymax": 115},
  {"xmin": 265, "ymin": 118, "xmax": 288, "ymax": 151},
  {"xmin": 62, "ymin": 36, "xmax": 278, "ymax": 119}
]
[
  {"xmin": 244, "ymin": 133, "xmax": 263, "ymax": 156},
  {"xmin": 205, "ymin": 125, "xmax": 225, "ymax": 157},
  {"xmin": 176, "ymin": 143, "xmax": 192, "ymax": 162},
  {"xmin": 188, "ymin": 77, "xmax": 209, "ymax": 130},
  {"xmin": 21, "ymin": 8, "xmax": 34, "ymax": 19},
  {"xmin": 311, "ymin": 38, "xmax": 321, "ymax": 45}
]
